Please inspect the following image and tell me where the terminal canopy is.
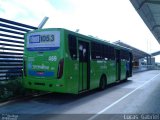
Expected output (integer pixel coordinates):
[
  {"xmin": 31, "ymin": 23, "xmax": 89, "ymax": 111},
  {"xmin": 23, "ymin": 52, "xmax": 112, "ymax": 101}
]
[
  {"xmin": 130, "ymin": 0, "xmax": 160, "ymax": 44},
  {"xmin": 114, "ymin": 40, "xmax": 151, "ymax": 60}
]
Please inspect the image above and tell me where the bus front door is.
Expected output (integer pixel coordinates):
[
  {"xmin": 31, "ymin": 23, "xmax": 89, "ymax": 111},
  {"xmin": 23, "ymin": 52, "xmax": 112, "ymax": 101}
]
[
  {"xmin": 78, "ymin": 41, "xmax": 90, "ymax": 92},
  {"xmin": 116, "ymin": 50, "xmax": 121, "ymax": 81}
]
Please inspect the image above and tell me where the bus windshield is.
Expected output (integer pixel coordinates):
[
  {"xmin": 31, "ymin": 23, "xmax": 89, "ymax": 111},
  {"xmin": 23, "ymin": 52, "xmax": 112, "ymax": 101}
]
[{"xmin": 26, "ymin": 31, "xmax": 60, "ymax": 51}]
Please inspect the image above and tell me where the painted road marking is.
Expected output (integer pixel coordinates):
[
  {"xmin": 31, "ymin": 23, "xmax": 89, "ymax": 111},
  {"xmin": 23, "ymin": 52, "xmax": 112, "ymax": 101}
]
[{"xmin": 88, "ymin": 72, "xmax": 160, "ymax": 120}]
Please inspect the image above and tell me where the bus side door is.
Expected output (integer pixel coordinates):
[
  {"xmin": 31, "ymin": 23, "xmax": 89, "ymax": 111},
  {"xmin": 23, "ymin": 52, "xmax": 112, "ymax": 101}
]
[
  {"xmin": 78, "ymin": 40, "xmax": 90, "ymax": 92},
  {"xmin": 116, "ymin": 50, "xmax": 121, "ymax": 81}
]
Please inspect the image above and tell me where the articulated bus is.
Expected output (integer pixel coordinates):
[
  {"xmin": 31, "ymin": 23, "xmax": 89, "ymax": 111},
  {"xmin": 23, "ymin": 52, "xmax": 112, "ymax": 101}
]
[{"xmin": 23, "ymin": 28, "xmax": 132, "ymax": 94}]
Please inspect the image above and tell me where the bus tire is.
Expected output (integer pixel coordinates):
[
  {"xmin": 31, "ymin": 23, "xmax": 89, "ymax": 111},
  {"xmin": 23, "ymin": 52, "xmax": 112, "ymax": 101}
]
[{"xmin": 99, "ymin": 75, "xmax": 106, "ymax": 90}]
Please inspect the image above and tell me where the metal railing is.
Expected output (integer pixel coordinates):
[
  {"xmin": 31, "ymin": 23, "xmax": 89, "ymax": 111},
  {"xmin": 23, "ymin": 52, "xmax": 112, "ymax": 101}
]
[
  {"xmin": 133, "ymin": 65, "xmax": 160, "ymax": 73},
  {"xmin": 0, "ymin": 18, "xmax": 37, "ymax": 81}
]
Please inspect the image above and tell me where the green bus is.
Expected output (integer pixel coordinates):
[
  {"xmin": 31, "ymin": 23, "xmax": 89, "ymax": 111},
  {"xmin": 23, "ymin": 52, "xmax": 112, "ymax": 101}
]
[{"xmin": 23, "ymin": 28, "xmax": 132, "ymax": 94}]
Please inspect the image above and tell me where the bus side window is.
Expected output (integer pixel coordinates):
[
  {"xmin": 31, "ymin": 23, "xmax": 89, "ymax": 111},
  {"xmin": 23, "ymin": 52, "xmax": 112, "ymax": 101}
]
[
  {"xmin": 120, "ymin": 50, "xmax": 123, "ymax": 60},
  {"xmin": 91, "ymin": 42, "xmax": 102, "ymax": 60},
  {"xmin": 112, "ymin": 47, "xmax": 115, "ymax": 60},
  {"xmin": 96, "ymin": 43, "xmax": 101, "ymax": 59},
  {"xmin": 91, "ymin": 42, "xmax": 97, "ymax": 59},
  {"xmin": 121, "ymin": 50, "xmax": 129, "ymax": 61},
  {"xmin": 108, "ymin": 46, "xmax": 114, "ymax": 60},
  {"xmin": 68, "ymin": 34, "xmax": 77, "ymax": 60},
  {"xmin": 103, "ymin": 45, "xmax": 108, "ymax": 60}
]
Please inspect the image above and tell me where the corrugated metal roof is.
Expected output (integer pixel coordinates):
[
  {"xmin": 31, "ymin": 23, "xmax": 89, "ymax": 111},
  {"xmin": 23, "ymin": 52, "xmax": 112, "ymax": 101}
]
[
  {"xmin": 130, "ymin": 0, "xmax": 160, "ymax": 44},
  {"xmin": 114, "ymin": 40, "xmax": 151, "ymax": 60},
  {"xmin": 151, "ymin": 50, "xmax": 160, "ymax": 56}
]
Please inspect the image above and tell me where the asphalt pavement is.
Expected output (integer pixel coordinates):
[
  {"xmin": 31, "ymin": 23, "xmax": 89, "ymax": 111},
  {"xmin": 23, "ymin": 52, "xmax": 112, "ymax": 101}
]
[{"xmin": 0, "ymin": 70, "xmax": 160, "ymax": 120}]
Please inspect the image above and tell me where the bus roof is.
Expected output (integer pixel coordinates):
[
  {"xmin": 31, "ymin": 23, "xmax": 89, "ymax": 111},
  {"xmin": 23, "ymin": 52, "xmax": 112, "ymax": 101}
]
[
  {"xmin": 63, "ymin": 28, "xmax": 132, "ymax": 52},
  {"xmin": 27, "ymin": 28, "xmax": 132, "ymax": 52}
]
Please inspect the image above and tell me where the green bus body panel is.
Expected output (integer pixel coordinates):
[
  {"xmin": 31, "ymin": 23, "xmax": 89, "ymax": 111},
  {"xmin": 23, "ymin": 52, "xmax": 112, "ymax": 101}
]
[
  {"xmin": 23, "ymin": 28, "xmax": 132, "ymax": 94},
  {"xmin": 121, "ymin": 61, "xmax": 127, "ymax": 80},
  {"xmin": 79, "ymin": 63, "xmax": 87, "ymax": 91},
  {"xmin": 24, "ymin": 28, "xmax": 70, "ymax": 93},
  {"xmin": 90, "ymin": 60, "xmax": 117, "ymax": 89},
  {"xmin": 64, "ymin": 59, "xmax": 79, "ymax": 94}
]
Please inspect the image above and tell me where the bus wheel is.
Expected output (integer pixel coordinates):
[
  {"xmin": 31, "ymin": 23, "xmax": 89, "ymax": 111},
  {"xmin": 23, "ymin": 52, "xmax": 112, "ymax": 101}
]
[{"xmin": 99, "ymin": 76, "xmax": 106, "ymax": 90}]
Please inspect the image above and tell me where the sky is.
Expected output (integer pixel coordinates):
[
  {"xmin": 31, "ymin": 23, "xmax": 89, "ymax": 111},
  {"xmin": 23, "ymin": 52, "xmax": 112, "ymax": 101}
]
[{"xmin": 0, "ymin": 0, "xmax": 160, "ymax": 62}]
